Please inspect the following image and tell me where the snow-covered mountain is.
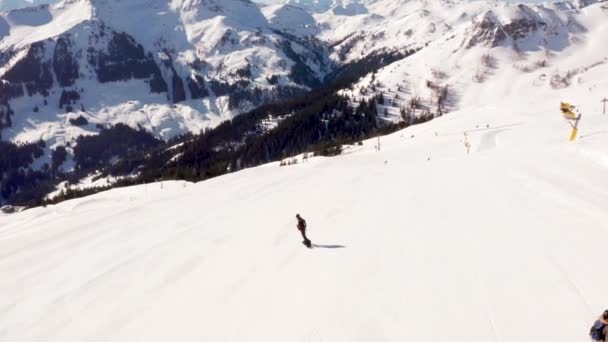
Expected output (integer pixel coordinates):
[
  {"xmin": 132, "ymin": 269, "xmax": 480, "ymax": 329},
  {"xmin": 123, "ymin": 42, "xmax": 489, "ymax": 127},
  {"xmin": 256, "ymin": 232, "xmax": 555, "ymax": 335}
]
[
  {"xmin": 1, "ymin": 0, "xmax": 607, "ymax": 172},
  {"xmin": 313, "ymin": 0, "xmax": 605, "ymax": 63},
  {"xmin": 0, "ymin": 0, "xmax": 333, "ymax": 146},
  {"xmin": 262, "ymin": 3, "xmax": 320, "ymax": 36},
  {"xmin": 316, "ymin": 0, "xmax": 607, "ymax": 126}
]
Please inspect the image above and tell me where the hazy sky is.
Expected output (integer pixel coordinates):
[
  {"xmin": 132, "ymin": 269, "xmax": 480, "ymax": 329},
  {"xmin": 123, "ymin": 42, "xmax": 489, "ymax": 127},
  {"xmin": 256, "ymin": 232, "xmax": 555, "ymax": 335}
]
[{"xmin": 0, "ymin": 0, "xmax": 56, "ymax": 12}]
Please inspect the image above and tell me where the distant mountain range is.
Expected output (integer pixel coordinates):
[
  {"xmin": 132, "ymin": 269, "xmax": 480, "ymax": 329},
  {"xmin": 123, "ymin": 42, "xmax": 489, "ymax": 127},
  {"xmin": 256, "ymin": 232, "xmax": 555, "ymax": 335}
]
[
  {"xmin": 1, "ymin": 0, "xmax": 607, "ymax": 206},
  {"xmin": 1, "ymin": 0, "xmax": 606, "ymax": 147}
]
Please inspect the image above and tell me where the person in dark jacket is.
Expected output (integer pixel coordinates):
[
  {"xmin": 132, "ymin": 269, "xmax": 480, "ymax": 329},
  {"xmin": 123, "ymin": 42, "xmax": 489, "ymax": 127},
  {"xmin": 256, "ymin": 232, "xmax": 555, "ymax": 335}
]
[
  {"xmin": 296, "ymin": 214, "xmax": 311, "ymax": 248},
  {"xmin": 590, "ymin": 310, "xmax": 608, "ymax": 342}
]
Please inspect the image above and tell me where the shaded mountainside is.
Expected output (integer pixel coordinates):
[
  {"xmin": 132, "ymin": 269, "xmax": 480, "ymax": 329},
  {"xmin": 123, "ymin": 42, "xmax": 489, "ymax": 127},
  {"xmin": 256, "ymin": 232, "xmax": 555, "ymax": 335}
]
[{"xmin": 0, "ymin": 44, "xmax": 425, "ymax": 206}]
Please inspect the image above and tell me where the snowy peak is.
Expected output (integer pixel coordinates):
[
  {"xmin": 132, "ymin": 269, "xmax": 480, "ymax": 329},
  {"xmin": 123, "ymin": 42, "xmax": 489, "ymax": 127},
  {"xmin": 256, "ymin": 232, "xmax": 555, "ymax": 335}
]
[
  {"xmin": 573, "ymin": 0, "xmax": 607, "ymax": 8},
  {"xmin": 312, "ymin": 0, "xmax": 596, "ymax": 64},
  {"xmin": 284, "ymin": 0, "xmax": 337, "ymax": 13},
  {"xmin": 1, "ymin": 0, "xmax": 269, "ymax": 48},
  {"xmin": 464, "ymin": 4, "xmax": 585, "ymax": 51},
  {"xmin": 465, "ymin": 9, "xmax": 516, "ymax": 49},
  {"xmin": 332, "ymin": 0, "xmax": 608, "ymax": 135},
  {"xmin": 0, "ymin": 0, "xmax": 93, "ymax": 49},
  {"xmin": 262, "ymin": 4, "xmax": 319, "ymax": 35},
  {"xmin": 180, "ymin": 0, "xmax": 267, "ymax": 21}
]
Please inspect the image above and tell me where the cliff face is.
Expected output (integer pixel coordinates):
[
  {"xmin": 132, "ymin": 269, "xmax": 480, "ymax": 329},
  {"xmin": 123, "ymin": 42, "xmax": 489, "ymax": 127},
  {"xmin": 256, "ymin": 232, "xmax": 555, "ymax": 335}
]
[{"xmin": 464, "ymin": 4, "xmax": 585, "ymax": 51}]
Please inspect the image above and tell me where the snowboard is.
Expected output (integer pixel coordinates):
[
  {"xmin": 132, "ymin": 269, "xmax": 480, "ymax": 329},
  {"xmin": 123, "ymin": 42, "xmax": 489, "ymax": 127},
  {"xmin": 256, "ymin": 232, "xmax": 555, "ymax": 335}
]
[{"xmin": 302, "ymin": 240, "xmax": 312, "ymax": 248}]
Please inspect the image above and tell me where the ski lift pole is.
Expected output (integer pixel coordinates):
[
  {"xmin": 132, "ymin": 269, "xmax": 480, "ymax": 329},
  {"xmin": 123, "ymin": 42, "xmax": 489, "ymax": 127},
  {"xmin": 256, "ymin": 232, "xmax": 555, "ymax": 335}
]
[
  {"xmin": 602, "ymin": 98, "xmax": 607, "ymax": 115},
  {"xmin": 568, "ymin": 114, "xmax": 581, "ymax": 141}
]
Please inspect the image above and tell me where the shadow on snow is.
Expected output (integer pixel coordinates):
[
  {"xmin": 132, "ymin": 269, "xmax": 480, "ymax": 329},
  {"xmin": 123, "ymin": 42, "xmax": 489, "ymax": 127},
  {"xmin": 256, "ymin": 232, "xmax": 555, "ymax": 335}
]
[{"xmin": 311, "ymin": 244, "xmax": 346, "ymax": 249}]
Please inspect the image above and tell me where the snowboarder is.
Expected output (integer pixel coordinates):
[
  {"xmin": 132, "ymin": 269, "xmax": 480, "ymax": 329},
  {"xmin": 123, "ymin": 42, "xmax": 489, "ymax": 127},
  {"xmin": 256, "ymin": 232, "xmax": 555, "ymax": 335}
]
[
  {"xmin": 296, "ymin": 214, "xmax": 312, "ymax": 248},
  {"xmin": 590, "ymin": 310, "xmax": 608, "ymax": 342}
]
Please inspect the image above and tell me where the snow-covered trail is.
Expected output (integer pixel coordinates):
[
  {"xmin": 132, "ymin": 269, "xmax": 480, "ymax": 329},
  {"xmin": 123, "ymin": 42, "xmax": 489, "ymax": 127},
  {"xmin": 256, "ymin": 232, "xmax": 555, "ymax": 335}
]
[{"xmin": 2, "ymin": 99, "xmax": 608, "ymax": 341}]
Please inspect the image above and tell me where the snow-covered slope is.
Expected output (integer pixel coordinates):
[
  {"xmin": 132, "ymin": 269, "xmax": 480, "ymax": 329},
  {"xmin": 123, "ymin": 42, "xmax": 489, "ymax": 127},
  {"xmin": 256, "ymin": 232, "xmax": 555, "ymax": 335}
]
[
  {"xmin": 262, "ymin": 3, "xmax": 320, "ymax": 36},
  {"xmin": 0, "ymin": 0, "xmax": 333, "ymax": 147},
  {"xmin": 313, "ymin": 0, "xmax": 489, "ymax": 62},
  {"xmin": 2, "ymin": 36, "xmax": 608, "ymax": 340},
  {"xmin": 337, "ymin": 1, "xmax": 608, "ymax": 123},
  {"xmin": 314, "ymin": 0, "xmax": 607, "ymax": 64}
]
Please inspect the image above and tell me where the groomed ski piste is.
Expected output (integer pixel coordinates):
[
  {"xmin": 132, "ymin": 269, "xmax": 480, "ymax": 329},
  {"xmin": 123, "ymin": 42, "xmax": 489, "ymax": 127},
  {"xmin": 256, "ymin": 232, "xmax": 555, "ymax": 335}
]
[
  {"xmin": 2, "ymin": 9, "xmax": 608, "ymax": 341},
  {"xmin": 3, "ymin": 96, "xmax": 608, "ymax": 341}
]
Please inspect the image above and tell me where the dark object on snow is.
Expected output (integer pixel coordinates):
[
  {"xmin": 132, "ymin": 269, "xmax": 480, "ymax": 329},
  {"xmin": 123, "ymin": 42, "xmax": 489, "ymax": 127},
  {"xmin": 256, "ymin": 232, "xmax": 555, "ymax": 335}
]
[
  {"xmin": 590, "ymin": 311, "xmax": 608, "ymax": 342},
  {"xmin": 296, "ymin": 214, "xmax": 311, "ymax": 248},
  {"xmin": 1, "ymin": 205, "xmax": 15, "ymax": 214},
  {"xmin": 69, "ymin": 115, "xmax": 88, "ymax": 126}
]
